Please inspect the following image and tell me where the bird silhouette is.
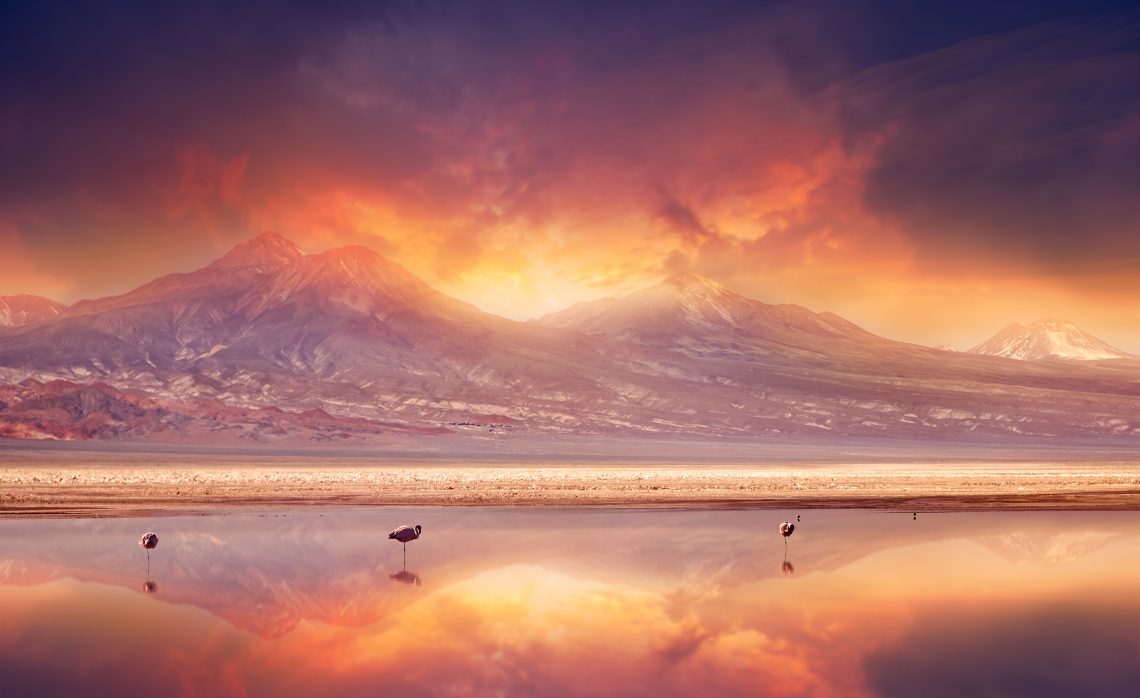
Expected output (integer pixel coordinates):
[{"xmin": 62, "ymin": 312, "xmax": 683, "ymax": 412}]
[
  {"xmin": 779, "ymin": 521, "xmax": 795, "ymax": 555},
  {"xmin": 139, "ymin": 532, "xmax": 158, "ymax": 575},
  {"xmin": 389, "ymin": 524, "xmax": 422, "ymax": 567}
]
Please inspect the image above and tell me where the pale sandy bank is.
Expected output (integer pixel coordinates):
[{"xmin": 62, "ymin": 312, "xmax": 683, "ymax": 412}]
[{"xmin": 2, "ymin": 457, "xmax": 1137, "ymax": 517}]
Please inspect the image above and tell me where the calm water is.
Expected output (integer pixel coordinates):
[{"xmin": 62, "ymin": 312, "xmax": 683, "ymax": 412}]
[{"xmin": 0, "ymin": 508, "xmax": 1137, "ymax": 697}]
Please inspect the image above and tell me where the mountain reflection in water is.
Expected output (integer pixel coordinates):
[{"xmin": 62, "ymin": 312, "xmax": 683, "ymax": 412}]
[{"xmin": 0, "ymin": 508, "xmax": 1136, "ymax": 697}]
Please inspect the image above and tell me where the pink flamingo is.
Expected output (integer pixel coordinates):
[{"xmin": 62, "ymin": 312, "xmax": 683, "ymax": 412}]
[{"xmin": 388, "ymin": 524, "xmax": 422, "ymax": 567}]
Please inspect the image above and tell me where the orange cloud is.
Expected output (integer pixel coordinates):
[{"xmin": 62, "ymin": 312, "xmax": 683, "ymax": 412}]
[{"xmin": 0, "ymin": 3, "xmax": 1135, "ymax": 352}]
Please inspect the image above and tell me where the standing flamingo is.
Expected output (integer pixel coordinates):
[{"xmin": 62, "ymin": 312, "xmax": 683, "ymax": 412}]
[
  {"xmin": 139, "ymin": 531, "xmax": 158, "ymax": 574},
  {"xmin": 779, "ymin": 521, "xmax": 795, "ymax": 555},
  {"xmin": 389, "ymin": 524, "xmax": 422, "ymax": 567}
]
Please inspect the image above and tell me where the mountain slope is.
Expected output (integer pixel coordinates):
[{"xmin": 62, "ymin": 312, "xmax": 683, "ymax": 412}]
[
  {"xmin": 539, "ymin": 272, "xmax": 871, "ymax": 353},
  {"xmin": 0, "ymin": 233, "xmax": 308, "ymax": 374},
  {"xmin": 0, "ymin": 294, "xmax": 65, "ymax": 327},
  {"xmin": 0, "ymin": 233, "xmax": 620, "ymax": 430},
  {"xmin": 0, "ymin": 236, "xmax": 1136, "ymax": 442},
  {"xmin": 969, "ymin": 320, "xmax": 1133, "ymax": 361},
  {"xmin": 0, "ymin": 379, "xmax": 440, "ymax": 441},
  {"xmin": 65, "ymin": 231, "xmax": 304, "ymax": 318}
]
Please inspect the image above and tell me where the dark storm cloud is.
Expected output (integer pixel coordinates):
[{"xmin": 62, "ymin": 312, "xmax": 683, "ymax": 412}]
[
  {"xmin": 0, "ymin": 1, "xmax": 427, "ymax": 290},
  {"xmin": 0, "ymin": 0, "xmax": 770, "ymax": 295},
  {"xmin": 864, "ymin": 602, "xmax": 1140, "ymax": 697},
  {"xmin": 0, "ymin": 0, "xmax": 1137, "ymax": 306},
  {"xmin": 838, "ymin": 16, "xmax": 1140, "ymax": 274},
  {"xmin": 657, "ymin": 189, "xmax": 716, "ymax": 244}
]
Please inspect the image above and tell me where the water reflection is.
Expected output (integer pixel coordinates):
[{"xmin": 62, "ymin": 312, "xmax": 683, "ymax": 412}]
[
  {"xmin": 142, "ymin": 579, "xmax": 158, "ymax": 594},
  {"xmin": 0, "ymin": 509, "xmax": 1136, "ymax": 697},
  {"xmin": 865, "ymin": 603, "xmax": 1139, "ymax": 697},
  {"xmin": 390, "ymin": 570, "xmax": 423, "ymax": 586}
]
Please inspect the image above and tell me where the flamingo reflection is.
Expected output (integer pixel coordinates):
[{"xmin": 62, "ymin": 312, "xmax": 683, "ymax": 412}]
[
  {"xmin": 390, "ymin": 569, "xmax": 423, "ymax": 586},
  {"xmin": 781, "ymin": 560, "xmax": 795, "ymax": 576},
  {"xmin": 142, "ymin": 580, "xmax": 158, "ymax": 594}
]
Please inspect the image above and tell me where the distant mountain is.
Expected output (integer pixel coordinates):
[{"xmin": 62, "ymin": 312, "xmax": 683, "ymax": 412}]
[
  {"xmin": 538, "ymin": 272, "xmax": 872, "ymax": 355},
  {"xmin": 0, "ymin": 232, "xmax": 616, "ymax": 432},
  {"xmin": 0, "ymin": 235, "xmax": 1137, "ymax": 443},
  {"xmin": 0, "ymin": 294, "xmax": 64, "ymax": 327},
  {"xmin": 969, "ymin": 319, "xmax": 1134, "ymax": 361}
]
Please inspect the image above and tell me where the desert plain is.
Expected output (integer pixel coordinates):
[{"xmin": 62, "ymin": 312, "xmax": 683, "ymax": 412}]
[{"xmin": 3, "ymin": 440, "xmax": 1137, "ymax": 517}]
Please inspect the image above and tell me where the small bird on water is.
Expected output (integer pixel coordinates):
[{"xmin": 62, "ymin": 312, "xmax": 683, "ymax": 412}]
[
  {"xmin": 779, "ymin": 521, "xmax": 795, "ymax": 555},
  {"xmin": 389, "ymin": 524, "xmax": 422, "ymax": 567},
  {"xmin": 139, "ymin": 531, "xmax": 159, "ymax": 574}
]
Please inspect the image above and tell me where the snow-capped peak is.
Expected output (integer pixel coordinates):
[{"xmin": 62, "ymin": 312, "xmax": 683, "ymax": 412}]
[{"xmin": 969, "ymin": 319, "xmax": 1133, "ymax": 361}]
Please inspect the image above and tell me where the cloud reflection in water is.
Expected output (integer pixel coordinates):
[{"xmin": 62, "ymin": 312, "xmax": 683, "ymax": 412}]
[{"xmin": 0, "ymin": 509, "xmax": 1135, "ymax": 697}]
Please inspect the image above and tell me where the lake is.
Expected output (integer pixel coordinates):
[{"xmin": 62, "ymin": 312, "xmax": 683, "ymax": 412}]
[{"xmin": 1, "ymin": 508, "xmax": 1137, "ymax": 697}]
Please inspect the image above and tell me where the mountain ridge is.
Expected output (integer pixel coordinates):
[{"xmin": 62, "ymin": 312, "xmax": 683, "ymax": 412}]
[
  {"xmin": 0, "ymin": 294, "xmax": 65, "ymax": 327},
  {"xmin": 0, "ymin": 233, "xmax": 1136, "ymax": 443},
  {"xmin": 539, "ymin": 271, "xmax": 880, "ymax": 355}
]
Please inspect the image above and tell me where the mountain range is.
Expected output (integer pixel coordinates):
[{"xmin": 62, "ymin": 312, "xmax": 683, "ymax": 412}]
[{"xmin": 0, "ymin": 232, "xmax": 1136, "ymax": 445}]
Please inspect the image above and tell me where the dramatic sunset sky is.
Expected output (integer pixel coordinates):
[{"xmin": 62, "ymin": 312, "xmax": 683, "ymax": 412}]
[{"xmin": 2, "ymin": 1, "xmax": 1138, "ymax": 350}]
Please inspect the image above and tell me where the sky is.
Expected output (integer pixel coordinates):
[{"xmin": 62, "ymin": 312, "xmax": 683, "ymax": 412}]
[{"xmin": 1, "ymin": 0, "xmax": 1138, "ymax": 351}]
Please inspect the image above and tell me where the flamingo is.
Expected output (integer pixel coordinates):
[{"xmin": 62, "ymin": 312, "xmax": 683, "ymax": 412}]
[
  {"xmin": 389, "ymin": 524, "xmax": 422, "ymax": 567},
  {"xmin": 779, "ymin": 521, "xmax": 795, "ymax": 555},
  {"xmin": 139, "ymin": 531, "xmax": 158, "ymax": 574}
]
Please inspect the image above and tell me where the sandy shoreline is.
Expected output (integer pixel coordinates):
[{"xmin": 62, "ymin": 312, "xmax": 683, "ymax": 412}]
[{"xmin": 2, "ymin": 460, "xmax": 1138, "ymax": 517}]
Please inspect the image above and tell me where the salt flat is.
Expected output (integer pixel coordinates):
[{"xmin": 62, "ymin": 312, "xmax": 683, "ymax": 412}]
[{"xmin": 1, "ymin": 447, "xmax": 1136, "ymax": 516}]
